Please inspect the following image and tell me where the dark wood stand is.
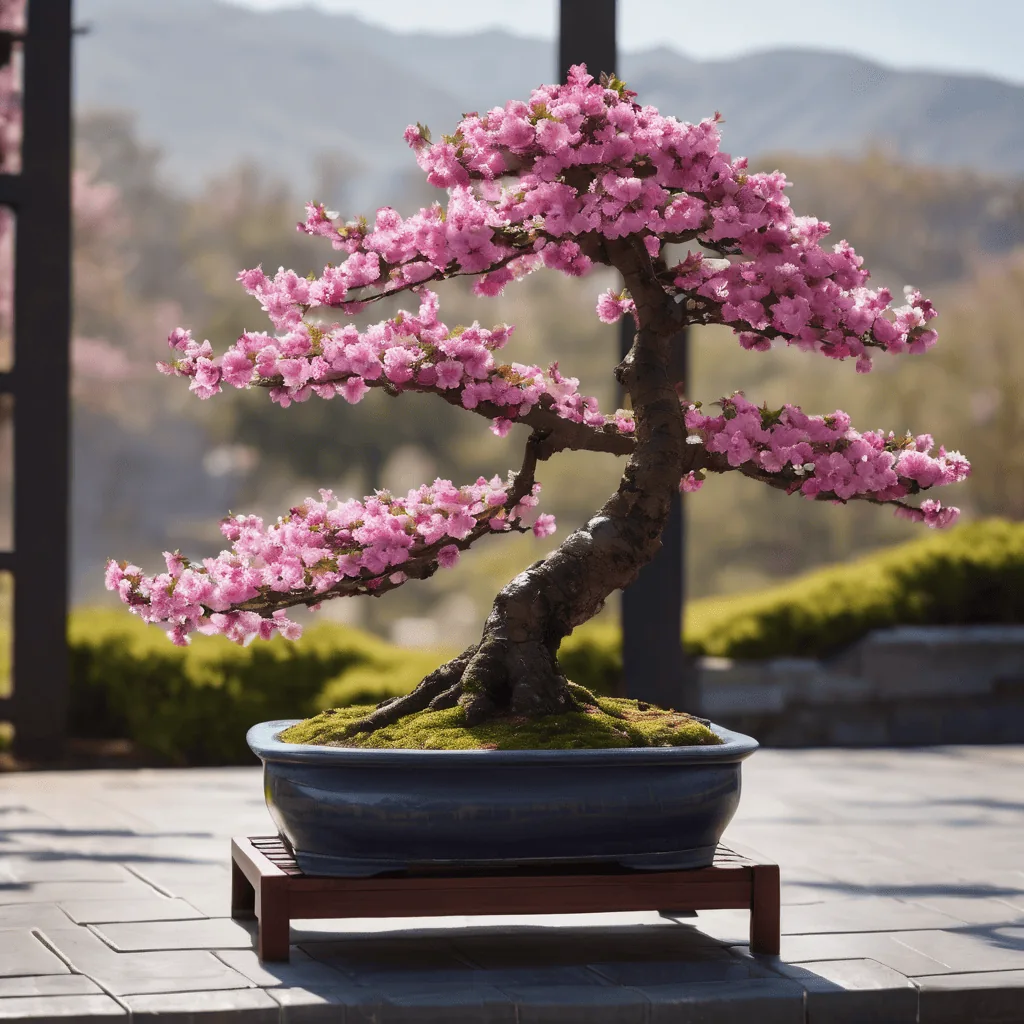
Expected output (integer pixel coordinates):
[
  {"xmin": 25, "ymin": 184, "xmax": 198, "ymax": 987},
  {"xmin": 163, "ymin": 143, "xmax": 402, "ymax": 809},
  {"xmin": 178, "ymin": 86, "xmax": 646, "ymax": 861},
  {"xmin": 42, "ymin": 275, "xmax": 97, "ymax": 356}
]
[{"xmin": 231, "ymin": 835, "xmax": 780, "ymax": 962}]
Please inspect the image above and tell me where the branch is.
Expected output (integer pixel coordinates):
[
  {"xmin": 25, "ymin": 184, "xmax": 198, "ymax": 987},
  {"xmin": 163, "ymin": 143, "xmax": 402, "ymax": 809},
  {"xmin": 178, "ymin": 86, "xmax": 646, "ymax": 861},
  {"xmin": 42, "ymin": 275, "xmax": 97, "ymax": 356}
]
[
  {"xmin": 254, "ymin": 371, "xmax": 636, "ymax": 457},
  {"xmin": 231, "ymin": 433, "xmax": 545, "ymax": 616},
  {"xmin": 701, "ymin": 451, "xmax": 951, "ymax": 517},
  {"xmin": 337, "ymin": 249, "xmax": 528, "ymax": 310},
  {"xmin": 687, "ymin": 393, "xmax": 968, "ymax": 527}
]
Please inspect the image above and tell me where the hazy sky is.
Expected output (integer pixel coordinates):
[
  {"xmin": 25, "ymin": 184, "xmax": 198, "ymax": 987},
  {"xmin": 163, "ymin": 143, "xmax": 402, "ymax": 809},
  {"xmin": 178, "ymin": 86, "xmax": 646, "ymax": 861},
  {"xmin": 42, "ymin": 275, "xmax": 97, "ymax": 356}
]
[{"xmin": 229, "ymin": 0, "xmax": 1024, "ymax": 86}]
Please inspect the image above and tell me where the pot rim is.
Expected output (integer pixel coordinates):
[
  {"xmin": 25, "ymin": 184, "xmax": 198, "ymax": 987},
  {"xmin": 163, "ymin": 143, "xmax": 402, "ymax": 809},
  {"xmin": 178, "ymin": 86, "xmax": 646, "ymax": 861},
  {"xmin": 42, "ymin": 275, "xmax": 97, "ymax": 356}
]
[{"xmin": 247, "ymin": 719, "xmax": 758, "ymax": 767}]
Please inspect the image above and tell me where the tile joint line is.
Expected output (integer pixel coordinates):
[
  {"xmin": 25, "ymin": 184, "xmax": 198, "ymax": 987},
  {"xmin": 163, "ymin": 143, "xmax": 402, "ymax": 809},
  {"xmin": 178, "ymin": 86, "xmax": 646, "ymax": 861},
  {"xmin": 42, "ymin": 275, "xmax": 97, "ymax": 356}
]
[{"xmin": 30, "ymin": 927, "xmax": 133, "ymax": 1015}]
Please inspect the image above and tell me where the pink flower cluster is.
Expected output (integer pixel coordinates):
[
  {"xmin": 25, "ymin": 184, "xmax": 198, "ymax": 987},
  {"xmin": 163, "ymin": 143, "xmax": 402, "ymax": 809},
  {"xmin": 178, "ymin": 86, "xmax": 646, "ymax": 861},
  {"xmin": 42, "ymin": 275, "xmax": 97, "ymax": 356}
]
[
  {"xmin": 596, "ymin": 289, "xmax": 637, "ymax": 325},
  {"xmin": 158, "ymin": 289, "xmax": 636, "ymax": 436},
  {"xmin": 277, "ymin": 64, "xmax": 941, "ymax": 373},
  {"xmin": 107, "ymin": 476, "xmax": 554, "ymax": 646},
  {"xmin": 117, "ymin": 66, "xmax": 970, "ymax": 649},
  {"xmin": 687, "ymin": 394, "xmax": 968, "ymax": 525},
  {"xmin": 396, "ymin": 64, "xmax": 937, "ymax": 370},
  {"xmin": 675, "ymin": 250, "xmax": 938, "ymax": 372}
]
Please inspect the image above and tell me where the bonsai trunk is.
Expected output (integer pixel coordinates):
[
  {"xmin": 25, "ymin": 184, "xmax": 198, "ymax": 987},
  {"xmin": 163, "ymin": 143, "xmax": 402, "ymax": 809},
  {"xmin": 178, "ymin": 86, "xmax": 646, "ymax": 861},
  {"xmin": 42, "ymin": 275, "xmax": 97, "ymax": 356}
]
[{"xmin": 352, "ymin": 247, "xmax": 694, "ymax": 734}]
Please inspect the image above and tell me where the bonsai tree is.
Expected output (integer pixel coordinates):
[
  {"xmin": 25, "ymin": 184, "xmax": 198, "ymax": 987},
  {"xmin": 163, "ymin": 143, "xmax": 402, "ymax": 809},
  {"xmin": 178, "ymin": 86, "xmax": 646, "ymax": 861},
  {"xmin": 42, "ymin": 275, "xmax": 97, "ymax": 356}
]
[{"xmin": 109, "ymin": 67, "xmax": 968, "ymax": 742}]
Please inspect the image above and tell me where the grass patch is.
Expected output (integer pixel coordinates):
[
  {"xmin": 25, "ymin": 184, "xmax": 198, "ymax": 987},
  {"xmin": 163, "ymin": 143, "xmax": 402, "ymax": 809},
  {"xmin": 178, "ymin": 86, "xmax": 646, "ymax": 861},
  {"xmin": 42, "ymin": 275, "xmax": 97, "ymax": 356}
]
[{"xmin": 280, "ymin": 683, "xmax": 721, "ymax": 750}]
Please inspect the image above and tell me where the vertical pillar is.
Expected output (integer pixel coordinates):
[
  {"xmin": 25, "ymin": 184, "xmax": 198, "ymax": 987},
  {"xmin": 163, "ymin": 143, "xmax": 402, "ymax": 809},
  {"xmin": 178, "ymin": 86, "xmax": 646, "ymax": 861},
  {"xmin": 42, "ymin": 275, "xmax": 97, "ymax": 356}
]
[
  {"xmin": 558, "ymin": 0, "xmax": 697, "ymax": 711},
  {"xmin": 558, "ymin": 0, "xmax": 616, "ymax": 82},
  {"xmin": 11, "ymin": 1, "xmax": 73, "ymax": 758}
]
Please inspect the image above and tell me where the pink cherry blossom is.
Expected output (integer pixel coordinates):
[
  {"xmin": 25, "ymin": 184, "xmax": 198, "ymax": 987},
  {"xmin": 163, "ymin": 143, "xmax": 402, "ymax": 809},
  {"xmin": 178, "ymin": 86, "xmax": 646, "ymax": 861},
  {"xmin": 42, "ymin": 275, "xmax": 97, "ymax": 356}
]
[
  {"xmin": 116, "ymin": 64, "xmax": 969, "ymax": 647},
  {"xmin": 108, "ymin": 474, "xmax": 555, "ymax": 644},
  {"xmin": 533, "ymin": 514, "xmax": 557, "ymax": 538}
]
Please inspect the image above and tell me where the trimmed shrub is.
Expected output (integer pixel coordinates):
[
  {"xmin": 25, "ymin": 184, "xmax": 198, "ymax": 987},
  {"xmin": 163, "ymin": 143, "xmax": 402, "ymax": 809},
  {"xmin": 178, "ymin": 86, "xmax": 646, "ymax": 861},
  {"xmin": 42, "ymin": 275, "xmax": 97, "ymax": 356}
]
[
  {"xmin": 65, "ymin": 608, "xmax": 449, "ymax": 764},
  {"xmin": 684, "ymin": 518, "xmax": 1024, "ymax": 660}
]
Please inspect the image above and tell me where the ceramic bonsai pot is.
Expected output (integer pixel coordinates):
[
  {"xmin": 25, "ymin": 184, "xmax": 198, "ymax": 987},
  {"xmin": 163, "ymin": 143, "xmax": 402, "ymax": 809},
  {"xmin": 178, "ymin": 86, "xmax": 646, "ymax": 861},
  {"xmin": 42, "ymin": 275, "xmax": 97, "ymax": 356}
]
[{"xmin": 247, "ymin": 719, "xmax": 758, "ymax": 877}]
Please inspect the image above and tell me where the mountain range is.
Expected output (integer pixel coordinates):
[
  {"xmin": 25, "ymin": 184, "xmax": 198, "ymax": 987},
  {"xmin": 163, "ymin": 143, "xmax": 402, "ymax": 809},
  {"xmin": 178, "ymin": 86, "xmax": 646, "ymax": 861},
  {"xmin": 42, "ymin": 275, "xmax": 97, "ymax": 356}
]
[{"xmin": 74, "ymin": 0, "xmax": 1024, "ymax": 198}]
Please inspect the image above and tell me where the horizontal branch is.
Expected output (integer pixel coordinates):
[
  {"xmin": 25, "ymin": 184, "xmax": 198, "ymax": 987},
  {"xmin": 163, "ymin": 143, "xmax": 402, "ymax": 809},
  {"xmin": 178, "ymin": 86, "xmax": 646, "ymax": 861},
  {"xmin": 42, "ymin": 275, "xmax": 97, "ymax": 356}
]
[
  {"xmin": 701, "ymin": 450, "xmax": 938, "ymax": 515},
  {"xmin": 228, "ymin": 433, "xmax": 545, "ymax": 617},
  {"xmin": 252, "ymin": 374, "xmax": 637, "ymax": 458}
]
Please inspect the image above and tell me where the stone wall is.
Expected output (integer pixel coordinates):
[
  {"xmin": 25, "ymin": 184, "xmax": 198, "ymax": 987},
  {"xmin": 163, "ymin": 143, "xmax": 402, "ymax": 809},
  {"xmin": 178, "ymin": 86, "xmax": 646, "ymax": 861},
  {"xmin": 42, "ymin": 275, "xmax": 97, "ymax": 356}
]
[{"xmin": 696, "ymin": 626, "xmax": 1024, "ymax": 746}]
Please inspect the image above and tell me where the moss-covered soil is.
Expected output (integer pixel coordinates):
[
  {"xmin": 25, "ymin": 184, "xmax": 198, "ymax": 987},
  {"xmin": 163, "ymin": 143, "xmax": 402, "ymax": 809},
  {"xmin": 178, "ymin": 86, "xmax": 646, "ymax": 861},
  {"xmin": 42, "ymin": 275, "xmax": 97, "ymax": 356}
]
[{"xmin": 279, "ymin": 683, "xmax": 721, "ymax": 750}]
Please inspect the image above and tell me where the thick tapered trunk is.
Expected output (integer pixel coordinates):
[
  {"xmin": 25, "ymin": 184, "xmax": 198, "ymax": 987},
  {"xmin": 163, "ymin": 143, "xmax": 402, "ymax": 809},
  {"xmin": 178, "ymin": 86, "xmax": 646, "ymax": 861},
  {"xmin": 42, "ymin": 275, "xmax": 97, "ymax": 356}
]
[{"xmin": 351, "ymin": 242, "xmax": 695, "ymax": 733}]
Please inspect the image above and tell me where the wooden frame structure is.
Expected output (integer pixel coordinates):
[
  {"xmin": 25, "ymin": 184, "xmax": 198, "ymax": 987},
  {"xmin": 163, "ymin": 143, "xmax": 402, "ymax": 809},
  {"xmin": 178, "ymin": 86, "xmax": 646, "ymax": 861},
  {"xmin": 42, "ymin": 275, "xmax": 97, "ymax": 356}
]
[
  {"xmin": 0, "ymin": 1, "xmax": 73, "ymax": 760},
  {"xmin": 231, "ymin": 835, "xmax": 780, "ymax": 962}
]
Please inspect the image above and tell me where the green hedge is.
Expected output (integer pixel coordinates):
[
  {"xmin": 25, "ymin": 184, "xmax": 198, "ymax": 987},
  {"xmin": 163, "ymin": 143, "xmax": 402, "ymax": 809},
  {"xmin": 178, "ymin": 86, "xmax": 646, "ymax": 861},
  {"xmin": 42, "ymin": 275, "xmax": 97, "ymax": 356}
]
[
  {"xmin": 682, "ymin": 518, "xmax": 1024, "ymax": 660},
  {"xmin": 4, "ymin": 518, "xmax": 1021, "ymax": 764},
  {"xmin": 65, "ymin": 609, "xmax": 446, "ymax": 764},
  {"xmin": 558, "ymin": 519, "xmax": 1024, "ymax": 681}
]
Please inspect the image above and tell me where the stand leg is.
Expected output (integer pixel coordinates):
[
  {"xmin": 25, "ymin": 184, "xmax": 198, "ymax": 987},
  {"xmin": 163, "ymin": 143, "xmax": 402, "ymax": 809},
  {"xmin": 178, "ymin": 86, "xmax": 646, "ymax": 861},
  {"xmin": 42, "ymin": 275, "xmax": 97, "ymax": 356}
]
[
  {"xmin": 231, "ymin": 856, "xmax": 255, "ymax": 920},
  {"xmin": 257, "ymin": 876, "xmax": 291, "ymax": 962},
  {"xmin": 749, "ymin": 863, "xmax": 781, "ymax": 955}
]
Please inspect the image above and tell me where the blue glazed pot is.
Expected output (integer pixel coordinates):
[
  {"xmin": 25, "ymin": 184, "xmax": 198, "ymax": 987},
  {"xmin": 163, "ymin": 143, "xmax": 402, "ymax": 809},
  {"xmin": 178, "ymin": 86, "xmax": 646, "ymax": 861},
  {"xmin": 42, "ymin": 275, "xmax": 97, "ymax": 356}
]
[{"xmin": 247, "ymin": 720, "xmax": 758, "ymax": 877}]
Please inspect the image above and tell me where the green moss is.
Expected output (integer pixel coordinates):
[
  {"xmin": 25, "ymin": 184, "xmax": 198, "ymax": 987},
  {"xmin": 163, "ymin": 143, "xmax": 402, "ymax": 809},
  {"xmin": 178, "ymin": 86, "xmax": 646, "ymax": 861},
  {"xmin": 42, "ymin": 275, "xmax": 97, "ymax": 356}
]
[{"xmin": 280, "ymin": 683, "xmax": 721, "ymax": 750}]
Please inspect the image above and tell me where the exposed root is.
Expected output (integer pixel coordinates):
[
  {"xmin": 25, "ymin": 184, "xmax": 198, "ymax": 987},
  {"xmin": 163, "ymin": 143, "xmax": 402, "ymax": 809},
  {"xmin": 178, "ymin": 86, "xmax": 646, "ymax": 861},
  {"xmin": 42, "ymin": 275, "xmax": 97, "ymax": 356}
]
[
  {"xmin": 349, "ymin": 645, "xmax": 478, "ymax": 734},
  {"xmin": 347, "ymin": 634, "xmax": 578, "ymax": 735}
]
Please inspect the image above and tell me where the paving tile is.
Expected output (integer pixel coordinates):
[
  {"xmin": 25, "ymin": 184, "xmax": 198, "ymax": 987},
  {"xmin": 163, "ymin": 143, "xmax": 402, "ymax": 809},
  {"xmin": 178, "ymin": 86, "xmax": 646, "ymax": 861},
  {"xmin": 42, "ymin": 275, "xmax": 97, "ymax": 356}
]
[
  {"xmin": 89, "ymin": 918, "xmax": 254, "ymax": 952},
  {"xmin": 269, "ymin": 983, "xmax": 382, "ymax": 1024},
  {"xmin": 694, "ymin": 897, "xmax": 964, "ymax": 943},
  {"xmin": 0, "ymin": 858, "xmax": 136, "ymax": 885},
  {"xmin": 785, "ymin": 897, "xmax": 964, "ymax": 933},
  {"xmin": 453, "ymin": 965, "xmax": 610, "ymax": 987},
  {"xmin": 375, "ymin": 982, "xmax": 517, "ymax": 1023},
  {"xmin": 0, "ymin": 994, "xmax": 126, "ymax": 1020},
  {"xmin": 496, "ymin": 984, "xmax": 648, "ymax": 1024},
  {"xmin": 894, "ymin": 926, "xmax": 1024, "ymax": 973},
  {"xmin": 587, "ymin": 950, "xmax": 774, "ymax": 987},
  {"xmin": 735, "ymin": 932, "xmax": 951, "ymax": 977},
  {"xmin": 641, "ymin": 978, "xmax": 805, "ymax": 1024},
  {"xmin": 0, "ymin": 806, "xmax": 61, "ymax": 831},
  {"xmin": 916, "ymin": 969, "xmax": 1024, "ymax": 1024},
  {"xmin": 37, "ymin": 927, "xmax": 254, "ymax": 997},
  {"xmin": 213, "ymin": 948, "xmax": 354, "ymax": 989},
  {"xmin": 158, "ymin": 885, "xmax": 234, "ymax": 918},
  {"xmin": 59, "ymin": 898, "xmax": 205, "ymax": 925},
  {"xmin": 905, "ymin": 895, "xmax": 1024, "ymax": 925},
  {"xmin": 0, "ymin": 904, "xmax": 75, "ymax": 929},
  {"xmin": 451, "ymin": 923, "xmax": 727, "ymax": 970},
  {"xmin": 0, "ymin": 882, "xmax": 159, "ymax": 907},
  {"xmin": 771, "ymin": 959, "xmax": 917, "ymax": 1023},
  {"xmin": 0, "ymin": 976, "xmax": 103, "ymax": 998},
  {"xmin": 300, "ymin": 936, "xmax": 473, "ymax": 976},
  {"xmin": 122, "ymin": 988, "xmax": 278, "ymax": 1024},
  {"xmin": 0, "ymin": 928, "xmax": 71, "ymax": 977}
]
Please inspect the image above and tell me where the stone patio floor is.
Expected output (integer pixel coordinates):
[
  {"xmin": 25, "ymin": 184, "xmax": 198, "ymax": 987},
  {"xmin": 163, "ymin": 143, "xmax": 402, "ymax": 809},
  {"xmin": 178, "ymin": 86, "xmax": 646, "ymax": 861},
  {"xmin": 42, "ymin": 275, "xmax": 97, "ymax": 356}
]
[{"xmin": 2, "ymin": 745, "xmax": 1023, "ymax": 1023}]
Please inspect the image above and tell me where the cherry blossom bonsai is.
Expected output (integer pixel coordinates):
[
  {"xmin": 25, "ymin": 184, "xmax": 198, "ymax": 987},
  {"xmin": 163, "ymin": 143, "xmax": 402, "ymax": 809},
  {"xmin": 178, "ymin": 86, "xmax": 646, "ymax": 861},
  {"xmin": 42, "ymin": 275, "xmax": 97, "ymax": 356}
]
[{"xmin": 108, "ymin": 67, "xmax": 968, "ymax": 749}]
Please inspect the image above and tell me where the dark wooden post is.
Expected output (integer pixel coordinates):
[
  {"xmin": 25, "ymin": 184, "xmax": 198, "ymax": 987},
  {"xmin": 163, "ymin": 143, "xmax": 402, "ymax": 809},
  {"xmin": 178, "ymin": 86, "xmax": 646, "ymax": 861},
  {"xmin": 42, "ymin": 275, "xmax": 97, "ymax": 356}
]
[
  {"xmin": 557, "ymin": 0, "xmax": 616, "ymax": 84},
  {"xmin": 559, "ymin": 0, "xmax": 697, "ymax": 712},
  {"xmin": 6, "ymin": 1, "xmax": 73, "ymax": 759}
]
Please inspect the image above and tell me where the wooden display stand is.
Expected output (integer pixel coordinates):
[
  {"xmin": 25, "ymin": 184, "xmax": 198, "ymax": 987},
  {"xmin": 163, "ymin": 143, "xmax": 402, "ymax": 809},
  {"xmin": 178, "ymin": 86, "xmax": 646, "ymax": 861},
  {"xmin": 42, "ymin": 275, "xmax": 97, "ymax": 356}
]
[{"xmin": 231, "ymin": 834, "xmax": 780, "ymax": 962}]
